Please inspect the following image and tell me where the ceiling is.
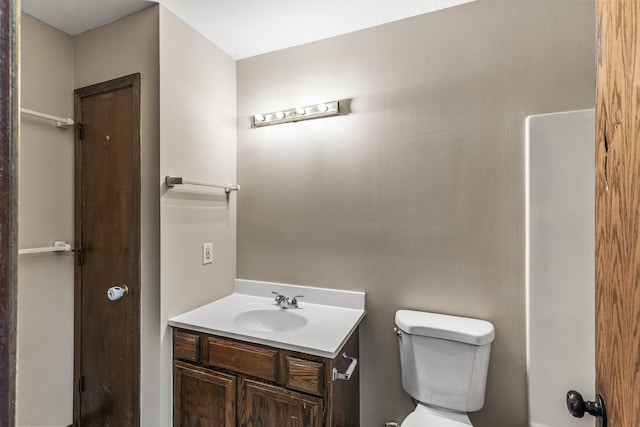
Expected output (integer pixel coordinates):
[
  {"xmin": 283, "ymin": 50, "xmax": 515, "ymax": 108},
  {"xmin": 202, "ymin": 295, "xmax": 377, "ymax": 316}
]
[{"xmin": 21, "ymin": 0, "xmax": 476, "ymax": 59}]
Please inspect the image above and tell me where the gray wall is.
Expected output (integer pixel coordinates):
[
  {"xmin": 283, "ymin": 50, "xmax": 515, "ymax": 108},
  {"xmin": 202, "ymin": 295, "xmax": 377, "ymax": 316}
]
[
  {"xmin": 16, "ymin": 7, "xmax": 162, "ymax": 426},
  {"xmin": 19, "ymin": 6, "xmax": 237, "ymax": 426},
  {"xmin": 19, "ymin": 1, "xmax": 595, "ymax": 425},
  {"xmin": 18, "ymin": 14, "xmax": 75, "ymax": 426},
  {"xmin": 159, "ymin": 6, "xmax": 237, "ymax": 424},
  {"xmin": 236, "ymin": 1, "xmax": 596, "ymax": 425}
]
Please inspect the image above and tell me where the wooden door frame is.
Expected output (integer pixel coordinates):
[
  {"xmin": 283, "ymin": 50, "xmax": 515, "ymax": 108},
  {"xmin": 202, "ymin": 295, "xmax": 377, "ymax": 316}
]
[
  {"xmin": 0, "ymin": 0, "xmax": 18, "ymax": 425},
  {"xmin": 595, "ymin": 2, "xmax": 640, "ymax": 426},
  {"xmin": 73, "ymin": 73, "xmax": 141, "ymax": 426}
]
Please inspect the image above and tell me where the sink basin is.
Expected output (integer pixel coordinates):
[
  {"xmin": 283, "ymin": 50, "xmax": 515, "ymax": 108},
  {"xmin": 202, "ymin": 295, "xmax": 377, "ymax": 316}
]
[
  {"xmin": 168, "ymin": 281, "xmax": 366, "ymax": 357},
  {"xmin": 233, "ymin": 308, "xmax": 307, "ymax": 332}
]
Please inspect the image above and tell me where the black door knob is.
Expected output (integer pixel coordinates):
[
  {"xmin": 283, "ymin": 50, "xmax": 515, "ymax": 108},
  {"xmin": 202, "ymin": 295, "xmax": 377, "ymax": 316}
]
[{"xmin": 566, "ymin": 390, "xmax": 607, "ymax": 427}]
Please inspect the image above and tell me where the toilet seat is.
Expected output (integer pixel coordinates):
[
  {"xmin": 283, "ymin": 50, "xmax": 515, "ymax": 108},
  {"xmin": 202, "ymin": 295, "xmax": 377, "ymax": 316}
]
[{"xmin": 401, "ymin": 404, "xmax": 473, "ymax": 427}]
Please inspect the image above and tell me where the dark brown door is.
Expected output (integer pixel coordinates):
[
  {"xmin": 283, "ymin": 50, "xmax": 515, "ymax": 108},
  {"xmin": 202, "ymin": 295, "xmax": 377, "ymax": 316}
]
[
  {"xmin": 73, "ymin": 74, "xmax": 141, "ymax": 427},
  {"xmin": 238, "ymin": 377, "xmax": 322, "ymax": 427},
  {"xmin": 174, "ymin": 362, "xmax": 236, "ymax": 427},
  {"xmin": 595, "ymin": 2, "xmax": 640, "ymax": 426}
]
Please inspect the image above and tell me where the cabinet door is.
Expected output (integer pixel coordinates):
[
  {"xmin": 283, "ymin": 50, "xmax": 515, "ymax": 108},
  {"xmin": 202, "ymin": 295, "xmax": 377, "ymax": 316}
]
[
  {"xmin": 238, "ymin": 377, "xmax": 323, "ymax": 427},
  {"xmin": 174, "ymin": 361, "xmax": 236, "ymax": 427}
]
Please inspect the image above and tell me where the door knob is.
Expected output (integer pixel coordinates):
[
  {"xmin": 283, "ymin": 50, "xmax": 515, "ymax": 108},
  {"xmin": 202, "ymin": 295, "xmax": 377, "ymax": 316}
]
[
  {"xmin": 566, "ymin": 390, "xmax": 607, "ymax": 427},
  {"xmin": 107, "ymin": 285, "xmax": 128, "ymax": 301}
]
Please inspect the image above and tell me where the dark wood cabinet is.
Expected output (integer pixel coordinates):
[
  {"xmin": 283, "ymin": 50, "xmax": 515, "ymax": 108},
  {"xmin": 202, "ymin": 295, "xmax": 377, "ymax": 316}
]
[
  {"xmin": 238, "ymin": 377, "xmax": 322, "ymax": 427},
  {"xmin": 172, "ymin": 328, "xmax": 360, "ymax": 427},
  {"xmin": 174, "ymin": 362, "xmax": 236, "ymax": 427}
]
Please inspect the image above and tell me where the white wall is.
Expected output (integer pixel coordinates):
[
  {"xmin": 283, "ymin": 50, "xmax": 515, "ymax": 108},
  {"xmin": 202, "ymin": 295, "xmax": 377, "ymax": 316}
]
[
  {"xmin": 159, "ymin": 6, "xmax": 237, "ymax": 425},
  {"xmin": 17, "ymin": 14, "xmax": 75, "ymax": 427}
]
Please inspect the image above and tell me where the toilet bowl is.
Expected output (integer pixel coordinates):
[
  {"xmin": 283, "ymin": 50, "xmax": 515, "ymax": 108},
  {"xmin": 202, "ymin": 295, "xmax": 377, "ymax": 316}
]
[
  {"xmin": 401, "ymin": 404, "xmax": 472, "ymax": 427},
  {"xmin": 394, "ymin": 310, "xmax": 495, "ymax": 426}
]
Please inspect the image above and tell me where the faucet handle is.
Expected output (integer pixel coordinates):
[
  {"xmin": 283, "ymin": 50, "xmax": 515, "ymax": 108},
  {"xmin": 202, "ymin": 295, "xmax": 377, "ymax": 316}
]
[
  {"xmin": 290, "ymin": 295, "xmax": 304, "ymax": 307},
  {"xmin": 272, "ymin": 291, "xmax": 287, "ymax": 304}
]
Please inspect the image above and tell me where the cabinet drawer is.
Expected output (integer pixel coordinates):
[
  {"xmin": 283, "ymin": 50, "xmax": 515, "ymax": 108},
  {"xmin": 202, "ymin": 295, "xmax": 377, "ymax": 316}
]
[
  {"xmin": 285, "ymin": 356, "xmax": 324, "ymax": 397},
  {"xmin": 207, "ymin": 338, "xmax": 278, "ymax": 382},
  {"xmin": 174, "ymin": 331, "xmax": 200, "ymax": 362}
]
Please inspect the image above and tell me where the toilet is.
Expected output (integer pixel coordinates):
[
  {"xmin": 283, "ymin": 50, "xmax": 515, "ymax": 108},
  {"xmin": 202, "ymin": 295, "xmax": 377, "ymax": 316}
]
[{"xmin": 394, "ymin": 310, "xmax": 495, "ymax": 426}]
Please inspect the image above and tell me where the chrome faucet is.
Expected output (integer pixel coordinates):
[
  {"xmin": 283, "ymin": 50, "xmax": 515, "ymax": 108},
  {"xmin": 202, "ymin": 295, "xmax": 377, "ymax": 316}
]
[
  {"xmin": 271, "ymin": 291, "xmax": 304, "ymax": 308},
  {"xmin": 272, "ymin": 291, "xmax": 288, "ymax": 307},
  {"xmin": 289, "ymin": 295, "xmax": 303, "ymax": 308}
]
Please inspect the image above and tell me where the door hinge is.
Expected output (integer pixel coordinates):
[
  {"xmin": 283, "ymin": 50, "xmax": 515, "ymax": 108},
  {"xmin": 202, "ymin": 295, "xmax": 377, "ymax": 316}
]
[
  {"xmin": 78, "ymin": 123, "xmax": 85, "ymax": 140},
  {"xmin": 76, "ymin": 248, "xmax": 85, "ymax": 266},
  {"xmin": 78, "ymin": 375, "xmax": 85, "ymax": 393},
  {"xmin": 322, "ymin": 407, "xmax": 327, "ymax": 425}
]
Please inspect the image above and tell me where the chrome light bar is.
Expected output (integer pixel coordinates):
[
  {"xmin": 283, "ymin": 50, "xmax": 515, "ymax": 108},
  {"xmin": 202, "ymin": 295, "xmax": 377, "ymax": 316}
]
[{"xmin": 252, "ymin": 100, "xmax": 340, "ymax": 127}]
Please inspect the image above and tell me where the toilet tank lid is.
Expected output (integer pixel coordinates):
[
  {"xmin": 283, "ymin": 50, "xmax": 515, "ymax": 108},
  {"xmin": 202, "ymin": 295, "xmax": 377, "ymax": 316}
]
[{"xmin": 395, "ymin": 310, "xmax": 495, "ymax": 345}]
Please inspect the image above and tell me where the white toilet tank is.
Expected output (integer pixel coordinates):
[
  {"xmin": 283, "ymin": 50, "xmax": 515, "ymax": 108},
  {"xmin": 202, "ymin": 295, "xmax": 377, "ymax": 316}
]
[{"xmin": 395, "ymin": 310, "xmax": 495, "ymax": 413}]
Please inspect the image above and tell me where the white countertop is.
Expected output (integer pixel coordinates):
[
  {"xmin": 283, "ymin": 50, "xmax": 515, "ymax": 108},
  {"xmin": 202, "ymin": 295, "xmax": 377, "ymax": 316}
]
[{"xmin": 169, "ymin": 279, "xmax": 366, "ymax": 358}]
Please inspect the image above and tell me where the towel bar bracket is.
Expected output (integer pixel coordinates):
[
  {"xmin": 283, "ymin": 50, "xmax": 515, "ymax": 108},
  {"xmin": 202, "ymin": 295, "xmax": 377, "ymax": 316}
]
[
  {"xmin": 20, "ymin": 107, "xmax": 74, "ymax": 129},
  {"xmin": 165, "ymin": 175, "xmax": 240, "ymax": 194},
  {"xmin": 18, "ymin": 240, "xmax": 73, "ymax": 255}
]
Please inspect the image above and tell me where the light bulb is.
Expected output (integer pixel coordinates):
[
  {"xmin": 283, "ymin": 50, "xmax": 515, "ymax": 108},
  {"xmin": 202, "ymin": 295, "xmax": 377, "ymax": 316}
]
[
  {"xmin": 254, "ymin": 113, "xmax": 265, "ymax": 122},
  {"xmin": 317, "ymin": 103, "xmax": 328, "ymax": 112},
  {"xmin": 275, "ymin": 111, "xmax": 285, "ymax": 120},
  {"xmin": 295, "ymin": 107, "xmax": 306, "ymax": 115}
]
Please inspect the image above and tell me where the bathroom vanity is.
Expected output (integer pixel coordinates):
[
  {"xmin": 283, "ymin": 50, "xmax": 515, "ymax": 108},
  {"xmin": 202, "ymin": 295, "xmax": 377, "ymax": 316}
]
[{"xmin": 169, "ymin": 280, "xmax": 366, "ymax": 427}]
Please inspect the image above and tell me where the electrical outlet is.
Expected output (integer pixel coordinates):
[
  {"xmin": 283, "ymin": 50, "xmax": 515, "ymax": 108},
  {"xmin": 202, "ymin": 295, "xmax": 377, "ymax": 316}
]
[{"xmin": 202, "ymin": 243, "xmax": 213, "ymax": 265}]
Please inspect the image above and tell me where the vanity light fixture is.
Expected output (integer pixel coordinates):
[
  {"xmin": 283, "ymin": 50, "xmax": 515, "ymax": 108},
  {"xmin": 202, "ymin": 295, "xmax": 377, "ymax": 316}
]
[{"xmin": 252, "ymin": 100, "xmax": 340, "ymax": 127}]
